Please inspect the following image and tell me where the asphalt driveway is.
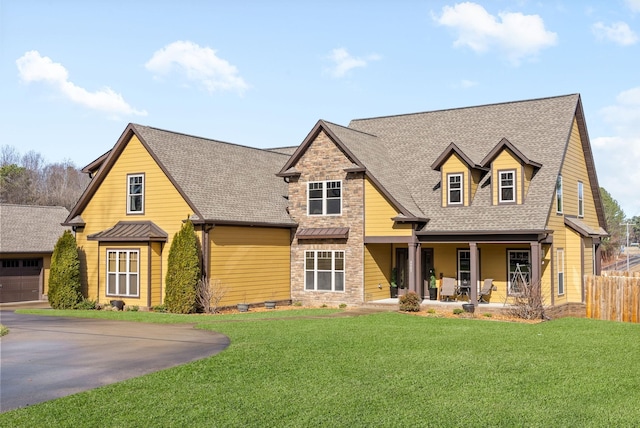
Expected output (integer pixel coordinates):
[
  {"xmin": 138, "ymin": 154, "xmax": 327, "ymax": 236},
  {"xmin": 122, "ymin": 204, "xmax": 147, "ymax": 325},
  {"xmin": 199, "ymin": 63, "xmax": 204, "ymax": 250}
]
[{"xmin": 0, "ymin": 308, "xmax": 230, "ymax": 413}]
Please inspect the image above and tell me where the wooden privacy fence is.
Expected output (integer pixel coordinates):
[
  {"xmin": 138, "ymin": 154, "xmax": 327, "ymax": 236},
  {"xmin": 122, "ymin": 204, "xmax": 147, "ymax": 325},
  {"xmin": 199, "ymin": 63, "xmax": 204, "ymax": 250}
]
[{"xmin": 586, "ymin": 272, "xmax": 640, "ymax": 323}]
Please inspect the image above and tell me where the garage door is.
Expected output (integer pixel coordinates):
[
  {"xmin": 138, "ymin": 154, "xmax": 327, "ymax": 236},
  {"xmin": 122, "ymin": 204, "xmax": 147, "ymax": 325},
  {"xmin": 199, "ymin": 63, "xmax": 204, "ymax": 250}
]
[{"xmin": 0, "ymin": 259, "xmax": 42, "ymax": 303}]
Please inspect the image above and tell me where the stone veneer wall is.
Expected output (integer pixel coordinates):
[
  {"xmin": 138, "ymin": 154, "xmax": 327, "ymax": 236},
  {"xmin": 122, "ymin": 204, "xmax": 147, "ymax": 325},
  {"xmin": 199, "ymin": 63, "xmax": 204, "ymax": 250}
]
[{"xmin": 288, "ymin": 131, "xmax": 365, "ymax": 305}]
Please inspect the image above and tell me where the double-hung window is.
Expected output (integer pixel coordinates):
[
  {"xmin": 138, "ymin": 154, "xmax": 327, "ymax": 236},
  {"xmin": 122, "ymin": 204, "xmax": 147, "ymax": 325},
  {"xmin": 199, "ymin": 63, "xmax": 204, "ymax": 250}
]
[
  {"xmin": 447, "ymin": 173, "xmax": 463, "ymax": 205},
  {"xmin": 578, "ymin": 181, "xmax": 584, "ymax": 217},
  {"xmin": 308, "ymin": 181, "xmax": 341, "ymax": 215},
  {"xmin": 499, "ymin": 170, "xmax": 516, "ymax": 203},
  {"xmin": 556, "ymin": 175, "xmax": 563, "ymax": 213},
  {"xmin": 305, "ymin": 250, "xmax": 344, "ymax": 291},
  {"xmin": 107, "ymin": 249, "xmax": 139, "ymax": 297},
  {"xmin": 127, "ymin": 174, "xmax": 144, "ymax": 214}
]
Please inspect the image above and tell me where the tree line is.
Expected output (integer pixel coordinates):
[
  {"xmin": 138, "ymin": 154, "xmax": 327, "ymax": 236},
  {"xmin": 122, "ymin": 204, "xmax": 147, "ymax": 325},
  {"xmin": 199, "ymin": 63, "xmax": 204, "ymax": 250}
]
[{"xmin": 0, "ymin": 145, "xmax": 90, "ymax": 210}]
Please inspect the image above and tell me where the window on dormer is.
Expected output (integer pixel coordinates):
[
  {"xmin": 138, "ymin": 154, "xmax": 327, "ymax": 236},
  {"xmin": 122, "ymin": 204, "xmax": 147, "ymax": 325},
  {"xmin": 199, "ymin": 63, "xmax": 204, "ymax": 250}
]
[
  {"xmin": 499, "ymin": 170, "xmax": 515, "ymax": 203},
  {"xmin": 127, "ymin": 174, "xmax": 144, "ymax": 214},
  {"xmin": 308, "ymin": 181, "xmax": 341, "ymax": 215},
  {"xmin": 447, "ymin": 173, "xmax": 463, "ymax": 205}
]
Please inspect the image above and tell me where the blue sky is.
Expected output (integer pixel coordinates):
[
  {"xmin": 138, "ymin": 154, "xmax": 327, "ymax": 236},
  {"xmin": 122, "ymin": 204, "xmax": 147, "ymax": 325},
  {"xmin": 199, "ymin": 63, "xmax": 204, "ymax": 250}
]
[{"xmin": 2, "ymin": 1, "xmax": 640, "ymax": 219}]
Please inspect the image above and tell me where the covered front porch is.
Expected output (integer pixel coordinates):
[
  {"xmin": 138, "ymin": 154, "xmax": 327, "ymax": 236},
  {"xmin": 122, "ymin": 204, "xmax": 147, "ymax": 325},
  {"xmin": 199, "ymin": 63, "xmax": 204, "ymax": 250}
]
[{"xmin": 365, "ymin": 231, "xmax": 553, "ymax": 307}]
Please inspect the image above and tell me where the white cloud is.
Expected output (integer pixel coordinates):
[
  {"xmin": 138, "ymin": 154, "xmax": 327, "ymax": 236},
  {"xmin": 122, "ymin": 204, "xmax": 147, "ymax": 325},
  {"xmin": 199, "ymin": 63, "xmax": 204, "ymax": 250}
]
[
  {"xmin": 145, "ymin": 41, "xmax": 249, "ymax": 94},
  {"xmin": 460, "ymin": 79, "xmax": 478, "ymax": 88},
  {"xmin": 16, "ymin": 50, "xmax": 147, "ymax": 117},
  {"xmin": 592, "ymin": 22, "xmax": 638, "ymax": 45},
  {"xmin": 326, "ymin": 48, "xmax": 381, "ymax": 78},
  {"xmin": 626, "ymin": 0, "xmax": 640, "ymax": 13},
  {"xmin": 595, "ymin": 87, "xmax": 640, "ymax": 216},
  {"xmin": 434, "ymin": 2, "xmax": 557, "ymax": 65}
]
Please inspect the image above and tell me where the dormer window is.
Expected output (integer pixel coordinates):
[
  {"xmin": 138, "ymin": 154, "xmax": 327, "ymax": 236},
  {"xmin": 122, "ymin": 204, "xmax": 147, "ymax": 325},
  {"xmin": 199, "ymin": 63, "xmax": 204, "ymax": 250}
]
[
  {"xmin": 308, "ymin": 180, "xmax": 341, "ymax": 215},
  {"xmin": 447, "ymin": 173, "xmax": 463, "ymax": 205},
  {"xmin": 499, "ymin": 170, "xmax": 516, "ymax": 204},
  {"xmin": 127, "ymin": 174, "xmax": 144, "ymax": 214}
]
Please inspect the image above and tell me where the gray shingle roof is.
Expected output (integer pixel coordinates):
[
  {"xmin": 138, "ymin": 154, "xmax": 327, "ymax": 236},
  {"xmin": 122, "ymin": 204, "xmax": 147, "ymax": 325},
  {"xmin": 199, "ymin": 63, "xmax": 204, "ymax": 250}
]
[
  {"xmin": 0, "ymin": 204, "xmax": 70, "ymax": 253},
  {"xmin": 343, "ymin": 94, "xmax": 585, "ymax": 232},
  {"xmin": 132, "ymin": 125, "xmax": 295, "ymax": 226}
]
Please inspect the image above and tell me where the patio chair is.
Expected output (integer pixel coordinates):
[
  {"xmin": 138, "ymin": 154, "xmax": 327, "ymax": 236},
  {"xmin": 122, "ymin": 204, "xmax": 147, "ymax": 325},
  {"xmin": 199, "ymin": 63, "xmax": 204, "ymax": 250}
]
[
  {"xmin": 440, "ymin": 277, "xmax": 457, "ymax": 302},
  {"xmin": 479, "ymin": 278, "xmax": 493, "ymax": 303}
]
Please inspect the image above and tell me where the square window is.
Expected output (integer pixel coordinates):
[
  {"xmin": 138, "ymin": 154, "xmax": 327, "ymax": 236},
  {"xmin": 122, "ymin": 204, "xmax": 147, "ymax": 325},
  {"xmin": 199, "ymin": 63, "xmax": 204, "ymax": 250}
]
[
  {"xmin": 308, "ymin": 181, "xmax": 341, "ymax": 215},
  {"xmin": 304, "ymin": 250, "xmax": 345, "ymax": 292}
]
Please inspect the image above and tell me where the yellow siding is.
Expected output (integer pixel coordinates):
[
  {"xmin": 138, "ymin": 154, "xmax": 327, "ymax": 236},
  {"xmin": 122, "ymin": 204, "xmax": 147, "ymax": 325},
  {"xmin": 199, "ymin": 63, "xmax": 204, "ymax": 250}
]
[
  {"xmin": 364, "ymin": 177, "xmax": 412, "ymax": 236},
  {"xmin": 545, "ymin": 116, "xmax": 601, "ymax": 304},
  {"xmin": 209, "ymin": 226, "xmax": 290, "ymax": 306},
  {"xmin": 42, "ymin": 255, "xmax": 51, "ymax": 296},
  {"xmin": 364, "ymin": 244, "xmax": 392, "ymax": 301},
  {"xmin": 566, "ymin": 228, "xmax": 583, "ymax": 302},
  {"xmin": 75, "ymin": 135, "xmax": 192, "ymax": 304},
  {"xmin": 441, "ymin": 154, "xmax": 469, "ymax": 207},
  {"xmin": 491, "ymin": 150, "xmax": 523, "ymax": 204},
  {"xmin": 150, "ymin": 242, "xmax": 163, "ymax": 307}
]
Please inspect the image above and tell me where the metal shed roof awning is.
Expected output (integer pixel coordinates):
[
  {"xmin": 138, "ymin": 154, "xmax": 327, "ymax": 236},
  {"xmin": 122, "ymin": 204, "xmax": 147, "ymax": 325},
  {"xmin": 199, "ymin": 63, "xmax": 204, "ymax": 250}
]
[
  {"xmin": 296, "ymin": 227, "xmax": 349, "ymax": 240},
  {"xmin": 87, "ymin": 221, "xmax": 168, "ymax": 242}
]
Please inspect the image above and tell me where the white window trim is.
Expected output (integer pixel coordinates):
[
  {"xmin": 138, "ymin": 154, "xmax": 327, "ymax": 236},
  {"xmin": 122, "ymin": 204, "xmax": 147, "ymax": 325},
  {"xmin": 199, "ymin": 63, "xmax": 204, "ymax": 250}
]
[
  {"xmin": 557, "ymin": 248, "xmax": 565, "ymax": 296},
  {"xmin": 106, "ymin": 249, "xmax": 140, "ymax": 297},
  {"xmin": 556, "ymin": 175, "xmax": 563, "ymax": 214},
  {"xmin": 307, "ymin": 180, "xmax": 342, "ymax": 216},
  {"xmin": 499, "ymin": 170, "xmax": 516, "ymax": 204},
  {"xmin": 304, "ymin": 250, "xmax": 345, "ymax": 292},
  {"xmin": 127, "ymin": 174, "xmax": 145, "ymax": 214},
  {"xmin": 447, "ymin": 173, "xmax": 463, "ymax": 206},
  {"xmin": 578, "ymin": 181, "xmax": 584, "ymax": 218}
]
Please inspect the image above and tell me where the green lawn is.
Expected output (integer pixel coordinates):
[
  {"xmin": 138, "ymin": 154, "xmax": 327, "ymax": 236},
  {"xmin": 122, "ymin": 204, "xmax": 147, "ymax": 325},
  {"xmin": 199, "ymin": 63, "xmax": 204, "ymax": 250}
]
[{"xmin": 2, "ymin": 309, "xmax": 640, "ymax": 427}]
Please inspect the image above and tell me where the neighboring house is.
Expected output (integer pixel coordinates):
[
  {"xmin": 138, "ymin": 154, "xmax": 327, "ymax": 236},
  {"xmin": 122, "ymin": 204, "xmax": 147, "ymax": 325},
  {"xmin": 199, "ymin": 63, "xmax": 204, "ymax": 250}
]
[
  {"xmin": 0, "ymin": 204, "xmax": 70, "ymax": 303},
  {"xmin": 278, "ymin": 94, "xmax": 607, "ymax": 308},
  {"xmin": 65, "ymin": 93, "xmax": 607, "ymax": 310},
  {"xmin": 63, "ymin": 125, "xmax": 295, "ymax": 309}
]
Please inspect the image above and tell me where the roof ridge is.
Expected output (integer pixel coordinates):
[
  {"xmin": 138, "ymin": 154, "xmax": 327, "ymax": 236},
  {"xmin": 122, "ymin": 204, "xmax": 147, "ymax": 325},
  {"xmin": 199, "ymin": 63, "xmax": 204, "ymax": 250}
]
[
  {"xmin": 131, "ymin": 123, "xmax": 291, "ymax": 157},
  {"xmin": 321, "ymin": 119, "xmax": 378, "ymax": 138},
  {"xmin": 0, "ymin": 203, "xmax": 67, "ymax": 210},
  {"xmin": 349, "ymin": 93, "xmax": 579, "ymax": 123}
]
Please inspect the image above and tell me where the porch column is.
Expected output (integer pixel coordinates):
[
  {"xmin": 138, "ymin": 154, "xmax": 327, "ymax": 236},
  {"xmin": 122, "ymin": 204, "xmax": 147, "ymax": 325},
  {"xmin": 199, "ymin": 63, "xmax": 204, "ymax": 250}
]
[
  {"xmin": 531, "ymin": 241, "xmax": 541, "ymax": 302},
  {"xmin": 469, "ymin": 242, "xmax": 478, "ymax": 306},
  {"xmin": 415, "ymin": 242, "xmax": 422, "ymax": 298},
  {"xmin": 408, "ymin": 242, "xmax": 417, "ymax": 293}
]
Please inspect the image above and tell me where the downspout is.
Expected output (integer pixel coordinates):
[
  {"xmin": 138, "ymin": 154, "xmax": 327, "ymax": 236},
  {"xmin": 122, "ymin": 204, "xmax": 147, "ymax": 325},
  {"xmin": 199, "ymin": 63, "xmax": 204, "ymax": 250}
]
[{"xmin": 147, "ymin": 244, "xmax": 152, "ymax": 309}]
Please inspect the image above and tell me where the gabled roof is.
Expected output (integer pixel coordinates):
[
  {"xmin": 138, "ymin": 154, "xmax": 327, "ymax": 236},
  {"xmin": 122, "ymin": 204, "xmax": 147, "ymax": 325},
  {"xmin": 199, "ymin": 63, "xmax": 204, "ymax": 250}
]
[
  {"xmin": 66, "ymin": 124, "xmax": 296, "ymax": 227},
  {"xmin": 278, "ymin": 120, "xmax": 427, "ymax": 220},
  {"xmin": 342, "ymin": 94, "xmax": 605, "ymax": 233},
  {"xmin": 431, "ymin": 142, "xmax": 489, "ymax": 172},
  {"xmin": 0, "ymin": 204, "xmax": 70, "ymax": 253},
  {"xmin": 480, "ymin": 137, "xmax": 542, "ymax": 169}
]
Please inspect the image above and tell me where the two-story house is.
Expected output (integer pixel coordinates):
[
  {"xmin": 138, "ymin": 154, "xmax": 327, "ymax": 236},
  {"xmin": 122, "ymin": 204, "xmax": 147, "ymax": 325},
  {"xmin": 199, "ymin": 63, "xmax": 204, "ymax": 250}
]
[
  {"xmin": 64, "ymin": 94, "xmax": 606, "ymax": 311},
  {"xmin": 278, "ymin": 94, "xmax": 607, "ymax": 308}
]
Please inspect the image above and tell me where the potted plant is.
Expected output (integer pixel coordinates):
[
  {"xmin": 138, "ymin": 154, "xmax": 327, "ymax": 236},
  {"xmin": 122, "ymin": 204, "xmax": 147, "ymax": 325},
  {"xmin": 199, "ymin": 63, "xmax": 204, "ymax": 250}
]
[
  {"xmin": 428, "ymin": 269, "xmax": 438, "ymax": 300},
  {"xmin": 390, "ymin": 267, "xmax": 398, "ymax": 298},
  {"xmin": 237, "ymin": 291, "xmax": 249, "ymax": 312},
  {"xmin": 265, "ymin": 291, "xmax": 277, "ymax": 309}
]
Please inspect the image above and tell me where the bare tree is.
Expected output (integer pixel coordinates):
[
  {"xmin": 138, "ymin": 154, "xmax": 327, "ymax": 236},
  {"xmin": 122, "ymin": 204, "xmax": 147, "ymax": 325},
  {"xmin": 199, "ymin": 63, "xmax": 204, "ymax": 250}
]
[
  {"xmin": 196, "ymin": 278, "xmax": 227, "ymax": 314},
  {"xmin": 0, "ymin": 145, "xmax": 89, "ymax": 209}
]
